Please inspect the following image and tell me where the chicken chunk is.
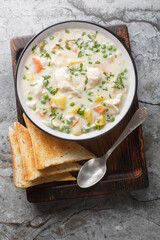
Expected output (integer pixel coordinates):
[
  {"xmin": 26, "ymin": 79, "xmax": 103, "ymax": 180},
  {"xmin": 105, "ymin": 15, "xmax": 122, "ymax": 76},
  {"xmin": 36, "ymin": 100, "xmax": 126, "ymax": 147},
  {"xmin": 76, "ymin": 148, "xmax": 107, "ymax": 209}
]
[
  {"xmin": 86, "ymin": 67, "xmax": 101, "ymax": 88},
  {"xmin": 26, "ymin": 100, "xmax": 36, "ymax": 108},
  {"xmin": 54, "ymin": 67, "xmax": 75, "ymax": 92},
  {"xmin": 105, "ymin": 93, "xmax": 122, "ymax": 106},
  {"xmin": 33, "ymin": 79, "xmax": 44, "ymax": 97}
]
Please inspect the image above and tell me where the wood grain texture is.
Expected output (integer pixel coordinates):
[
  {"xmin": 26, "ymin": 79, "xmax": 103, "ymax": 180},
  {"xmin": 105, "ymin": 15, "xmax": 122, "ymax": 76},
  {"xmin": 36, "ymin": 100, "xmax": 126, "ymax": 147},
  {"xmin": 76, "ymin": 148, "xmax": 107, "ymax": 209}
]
[{"xmin": 10, "ymin": 24, "xmax": 149, "ymax": 202}]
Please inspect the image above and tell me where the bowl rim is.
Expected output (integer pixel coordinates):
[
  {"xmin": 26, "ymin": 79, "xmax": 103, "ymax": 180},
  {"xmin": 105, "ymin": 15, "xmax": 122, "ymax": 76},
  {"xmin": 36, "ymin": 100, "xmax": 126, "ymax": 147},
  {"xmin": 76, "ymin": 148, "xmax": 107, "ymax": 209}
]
[{"xmin": 16, "ymin": 20, "xmax": 137, "ymax": 141}]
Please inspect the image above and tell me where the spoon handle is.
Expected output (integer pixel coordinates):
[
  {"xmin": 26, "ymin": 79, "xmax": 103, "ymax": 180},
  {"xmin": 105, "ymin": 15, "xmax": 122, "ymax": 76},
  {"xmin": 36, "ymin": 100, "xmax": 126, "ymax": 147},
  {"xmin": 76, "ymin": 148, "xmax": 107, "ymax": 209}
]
[{"xmin": 104, "ymin": 107, "xmax": 148, "ymax": 159}]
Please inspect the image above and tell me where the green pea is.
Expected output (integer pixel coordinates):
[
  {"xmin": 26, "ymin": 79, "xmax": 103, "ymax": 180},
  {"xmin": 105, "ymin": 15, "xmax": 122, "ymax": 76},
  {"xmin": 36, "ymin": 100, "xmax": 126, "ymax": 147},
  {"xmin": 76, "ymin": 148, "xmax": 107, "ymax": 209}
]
[
  {"xmin": 70, "ymin": 102, "xmax": 75, "ymax": 107},
  {"xmin": 59, "ymin": 126, "xmax": 64, "ymax": 132},
  {"xmin": 102, "ymin": 50, "xmax": 106, "ymax": 53},
  {"xmin": 43, "ymin": 94, "xmax": 48, "ymax": 99},
  {"xmin": 103, "ymin": 54, "xmax": 107, "ymax": 58},
  {"xmin": 65, "ymin": 128, "xmax": 70, "ymax": 134},
  {"xmin": 108, "ymin": 46, "xmax": 112, "ymax": 50},
  {"xmin": 41, "ymin": 99, "xmax": 46, "ymax": 104},
  {"xmin": 101, "ymin": 44, "xmax": 106, "ymax": 49},
  {"xmin": 113, "ymin": 47, "xmax": 117, "ymax": 51},
  {"xmin": 27, "ymin": 96, "xmax": 32, "ymax": 100}
]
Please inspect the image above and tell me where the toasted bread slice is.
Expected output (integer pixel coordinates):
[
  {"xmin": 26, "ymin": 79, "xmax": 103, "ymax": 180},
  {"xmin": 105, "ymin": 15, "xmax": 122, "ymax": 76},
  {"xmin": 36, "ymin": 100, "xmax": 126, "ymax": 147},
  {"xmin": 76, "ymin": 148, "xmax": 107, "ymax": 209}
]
[
  {"xmin": 8, "ymin": 127, "xmax": 76, "ymax": 188},
  {"xmin": 14, "ymin": 122, "xmax": 81, "ymax": 181},
  {"xmin": 23, "ymin": 114, "xmax": 96, "ymax": 170}
]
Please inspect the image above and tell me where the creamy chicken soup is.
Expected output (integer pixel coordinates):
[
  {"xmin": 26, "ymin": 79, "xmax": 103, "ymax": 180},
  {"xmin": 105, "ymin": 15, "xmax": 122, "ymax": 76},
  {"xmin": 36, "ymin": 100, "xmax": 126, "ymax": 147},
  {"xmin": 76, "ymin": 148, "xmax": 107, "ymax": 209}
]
[{"xmin": 22, "ymin": 28, "xmax": 129, "ymax": 135}]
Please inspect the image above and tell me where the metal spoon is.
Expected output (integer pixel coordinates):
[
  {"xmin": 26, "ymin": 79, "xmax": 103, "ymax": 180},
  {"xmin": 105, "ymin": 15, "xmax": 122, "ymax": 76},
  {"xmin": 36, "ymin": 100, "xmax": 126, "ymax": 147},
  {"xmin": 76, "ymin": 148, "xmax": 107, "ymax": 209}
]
[{"xmin": 77, "ymin": 107, "xmax": 148, "ymax": 188}]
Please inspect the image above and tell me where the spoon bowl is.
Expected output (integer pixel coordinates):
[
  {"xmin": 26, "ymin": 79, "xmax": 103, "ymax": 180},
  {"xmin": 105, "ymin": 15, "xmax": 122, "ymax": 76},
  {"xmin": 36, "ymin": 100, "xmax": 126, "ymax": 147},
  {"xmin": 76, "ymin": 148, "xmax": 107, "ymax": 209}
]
[
  {"xmin": 77, "ymin": 108, "xmax": 148, "ymax": 188},
  {"xmin": 77, "ymin": 157, "xmax": 106, "ymax": 188}
]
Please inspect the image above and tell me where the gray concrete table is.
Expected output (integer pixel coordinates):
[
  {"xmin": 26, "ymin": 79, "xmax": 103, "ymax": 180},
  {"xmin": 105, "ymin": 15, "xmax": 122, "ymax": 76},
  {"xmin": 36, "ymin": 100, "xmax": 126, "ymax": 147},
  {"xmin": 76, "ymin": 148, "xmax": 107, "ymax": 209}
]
[{"xmin": 0, "ymin": 0, "xmax": 160, "ymax": 239}]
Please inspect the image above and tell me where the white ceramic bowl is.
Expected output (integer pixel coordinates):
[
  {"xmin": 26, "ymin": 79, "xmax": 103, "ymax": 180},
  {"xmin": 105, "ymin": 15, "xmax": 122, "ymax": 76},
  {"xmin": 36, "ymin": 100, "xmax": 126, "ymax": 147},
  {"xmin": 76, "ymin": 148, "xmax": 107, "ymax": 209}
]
[{"xmin": 16, "ymin": 21, "xmax": 137, "ymax": 141}]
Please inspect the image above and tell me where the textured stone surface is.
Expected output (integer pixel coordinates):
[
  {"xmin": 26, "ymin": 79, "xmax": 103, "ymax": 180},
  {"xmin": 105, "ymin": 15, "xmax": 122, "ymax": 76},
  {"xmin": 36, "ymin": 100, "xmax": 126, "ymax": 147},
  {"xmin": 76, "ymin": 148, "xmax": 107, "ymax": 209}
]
[{"xmin": 0, "ymin": 0, "xmax": 160, "ymax": 239}]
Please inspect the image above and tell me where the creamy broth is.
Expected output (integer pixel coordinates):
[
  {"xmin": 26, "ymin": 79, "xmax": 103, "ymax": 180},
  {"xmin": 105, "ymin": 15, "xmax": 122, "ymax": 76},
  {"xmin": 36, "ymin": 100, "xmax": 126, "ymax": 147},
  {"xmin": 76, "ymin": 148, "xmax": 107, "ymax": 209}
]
[{"xmin": 22, "ymin": 28, "xmax": 129, "ymax": 135}]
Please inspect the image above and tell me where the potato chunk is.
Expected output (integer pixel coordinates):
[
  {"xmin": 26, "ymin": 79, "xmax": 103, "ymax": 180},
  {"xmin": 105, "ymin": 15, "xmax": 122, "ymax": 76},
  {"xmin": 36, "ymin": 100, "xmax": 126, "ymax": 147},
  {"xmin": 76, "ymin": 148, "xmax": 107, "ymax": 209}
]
[
  {"xmin": 95, "ymin": 114, "xmax": 105, "ymax": 126},
  {"xmin": 69, "ymin": 106, "xmax": 79, "ymax": 114},
  {"xmin": 95, "ymin": 94, "xmax": 105, "ymax": 102},
  {"xmin": 84, "ymin": 109, "xmax": 92, "ymax": 124},
  {"xmin": 71, "ymin": 123, "xmax": 82, "ymax": 135},
  {"xmin": 52, "ymin": 95, "xmax": 66, "ymax": 110},
  {"xmin": 26, "ymin": 71, "xmax": 33, "ymax": 81}
]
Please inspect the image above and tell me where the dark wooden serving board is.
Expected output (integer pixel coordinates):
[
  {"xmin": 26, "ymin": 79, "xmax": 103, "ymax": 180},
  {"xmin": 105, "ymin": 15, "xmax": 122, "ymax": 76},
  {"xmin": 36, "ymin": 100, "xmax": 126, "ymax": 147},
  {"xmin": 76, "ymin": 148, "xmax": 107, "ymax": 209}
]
[{"xmin": 10, "ymin": 24, "xmax": 149, "ymax": 202}]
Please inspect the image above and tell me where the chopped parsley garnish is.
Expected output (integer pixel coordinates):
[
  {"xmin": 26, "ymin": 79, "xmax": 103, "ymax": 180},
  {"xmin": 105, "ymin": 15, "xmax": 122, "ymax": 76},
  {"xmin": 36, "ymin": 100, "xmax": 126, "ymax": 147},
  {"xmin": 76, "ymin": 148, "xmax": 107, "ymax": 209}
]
[
  {"xmin": 80, "ymin": 63, "xmax": 83, "ymax": 69},
  {"xmin": 88, "ymin": 98, "xmax": 93, "ymax": 102},
  {"xmin": 47, "ymin": 87, "xmax": 58, "ymax": 95},
  {"xmin": 101, "ymin": 102, "xmax": 106, "ymax": 106},
  {"xmin": 65, "ymin": 29, "xmax": 70, "ymax": 34},
  {"xmin": 102, "ymin": 87, "xmax": 108, "ymax": 91},
  {"xmin": 52, "ymin": 50, "xmax": 56, "ymax": 54},
  {"xmin": 88, "ymin": 61, "xmax": 92, "ymax": 64},
  {"xmin": 109, "ymin": 94, "xmax": 112, "ymax": 99},
  {"xmin": 85, "ymin": 76, "xmax": 88, "ymax": 84},
  {"xmin": 57, "ymin": 114, "xmax": 63, "ymax": 120},
  {"xmin": 94, "ymin": 31, "xmax": 98, "ymax": 39},
  {"xmin": 42, "ymin": 109, "xmax": 47, "ymax": 114},
  {"xmin": 66, "ymin": 119, "xmax": 72, "ymax": 125},
  {"xmin": 49, "ymin": 35, "xmax": 54, "ymax": 40},
  {"xmin": 88, "ymin": 91, "xmax": 93, "ymax": 95},
  {"xmin": 32, "ymin": 45, "xmax": 37, "ymax": 53},
  {"xmin": 44, "ymin": 79, "xmax": 49, "ymax": 87},
  {"xmin": 95, "ymin": 60, "xmax": 100, "ymax": 64},
  {"xmin": 82, "ymin": 32, "xmax": 86, "ymax": 36},
  {"xmin": 25, "ymin": 66, "xmax": 29, "ymax": 70},
  {"xmin": 50, "ymin": 108, "xmax": 58, "ymax": 117},
  {"xmin": 57, "ymin": 44, "xmax": 64, "ymax": 50},
  {"xmin": 65, "ymin": 44, "xmax": 71, "ymax": 50},
  {"xmin": 78, "ymin": 51, "xmax": 83, "ymax": 58},
  {"xmin": 30, "ymin": 83, "xmax": 38, "ymax": 87},
  {"xmin": 43, "ymin": 75, "xmax": 51, "ymax": 87},
  {"xmin": 112, "ymin": 74, "xmax": 125, "ymax": 89},
  {"xmin": 43, "ymin": 75, "xmax": 51, "ymax": 80},
  {"xmin": 59, "ymin": 39, "xmax": 62, "ymax": 42},
  {"xmin": 45, "ymin": 53, "xmax": 51, "ymax": 59},
  {"xmin": 23, "ymin": 75, "xmax": 26, "ymax": 80}
]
